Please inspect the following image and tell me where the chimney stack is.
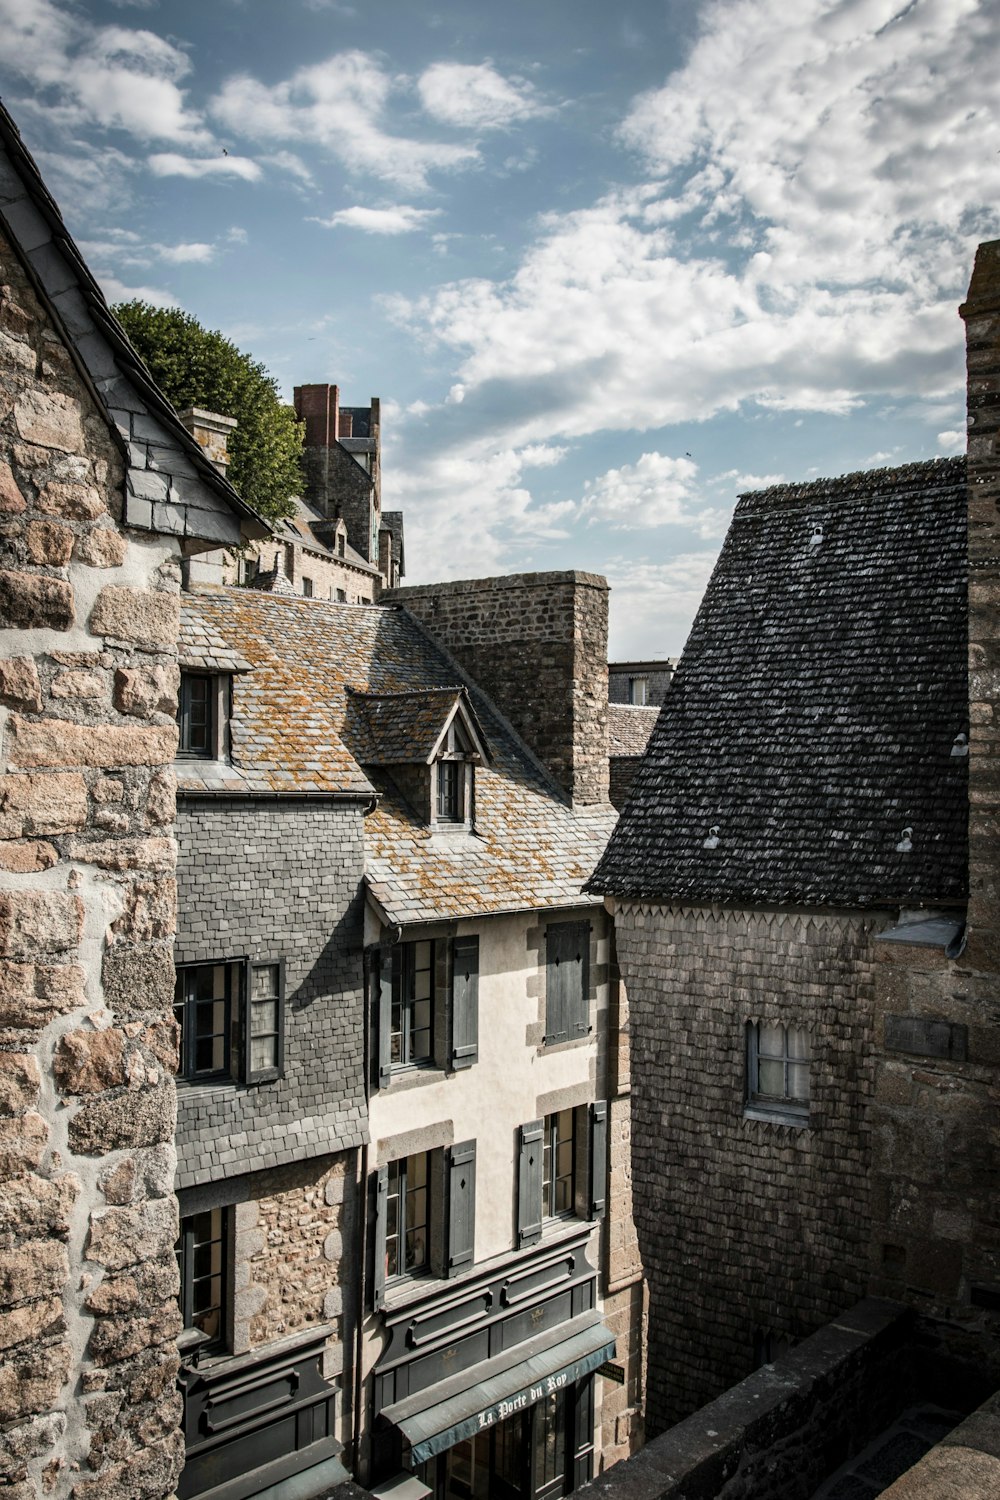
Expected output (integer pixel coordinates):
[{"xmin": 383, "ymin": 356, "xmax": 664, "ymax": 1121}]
[{"xmin": 178, "ymin": 408, "xmax": 237, "ymax": 475}]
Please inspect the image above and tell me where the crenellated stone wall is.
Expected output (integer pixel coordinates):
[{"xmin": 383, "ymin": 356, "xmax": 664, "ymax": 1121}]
[{"xmin": 0, "ymin": 229, "xmax": 184, "ymax": 1499}]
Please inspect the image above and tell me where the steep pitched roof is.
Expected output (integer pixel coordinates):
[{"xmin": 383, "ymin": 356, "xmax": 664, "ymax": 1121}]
[
  {"xmin": 608, "ymin": 705, "xmax": 660, "ymax": 758},
  {"xmin": 0, "ymin": 99, "xmax": 268, "ymax": 547},
  {"xmin": 346, "ymin": 687, "xmax": 489, "ymax": 766},
  {"xmin": 179, "ymin": 590, "xmax": 615, "ymax": 923},
  {"xmin": 589, "ymin": 458, "xmax": 968, "ymax": 910}
]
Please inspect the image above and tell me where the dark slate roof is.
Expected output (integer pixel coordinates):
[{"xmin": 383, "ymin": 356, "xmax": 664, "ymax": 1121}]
[
  {"xmin": 180, "ymin": 590, "xmax": 616, "ymax": 923},
  {"xmin": 608, "ymin": 705, "xmax": 660, "ymax": 758},
  {"xmin": 0, "ymin": 99, "xmax": 269, "ymax": 546},
  {"xmin": 589, "ymin": 458, "xmax": 968, "ymax": 910},
  {"xmin": 346, "ymin": 687, "xmax": 488, "ymax": 766},
  {"xmin": 280, "ymin": 496, "xmax": 376, "ymax": 573}
]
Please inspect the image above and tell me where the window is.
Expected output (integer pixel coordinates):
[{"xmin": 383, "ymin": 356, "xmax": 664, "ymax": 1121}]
[
  {"xmin": 373, "ymin": 934, "xmax": 479, "ymax": 1086},
  {"xmin": 543, "ymin": 1109, "xmax": 576, "ymax": 1220},
  {"xmin": 178, "ymin": 671, "xmax": 213, "ymax": 758},
  {"xmin": 517, "ymin": 1102, "xmax": 606, "ymax": 1247},
  {"xmin": 302, "ymin": 577, "xmax": 313, "ymax": 597},
  {"xmin": 434, "ymin": 717, "xmax": 475, "ymax": 827},
  {"xmin": 373, "ymin": 1139, "xmax": 476, "ymax": 1306},
  {"xmin": 544, "ymin": 923, "xmax": 591, "ymax": 1044},
  {"xmin": 335, "ymin": 588, "xmax": 347, "ymax": 602},
  {"xmin": 174, "ymin": 959, "xmax": 285, "ymax": 1086},
  {"xmin": 746, "ymin": 1021, "xmax": 809, "ymax": 1122},
  {"xmin": 176, "ymin": 1207, "xmax": 229, "ymax": 1349},
  {"xmin": 628, "ymin": 675, "xmax": 649, "ymax": 705}
]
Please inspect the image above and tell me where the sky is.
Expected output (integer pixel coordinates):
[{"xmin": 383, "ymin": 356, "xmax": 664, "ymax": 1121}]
[{"xmin": 1, "ymin": 0, "xmax": 998, "ymax": 657}]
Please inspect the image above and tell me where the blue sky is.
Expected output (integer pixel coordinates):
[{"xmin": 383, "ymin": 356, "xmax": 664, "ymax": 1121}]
[{"xmin": 2, "ymin": 0, "xmax": 998, "ymax": 656}]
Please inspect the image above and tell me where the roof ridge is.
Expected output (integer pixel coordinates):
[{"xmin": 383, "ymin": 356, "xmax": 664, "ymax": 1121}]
[{"xmin": 736, "ymin": 455, "xmax": 965, "ymax": 511}]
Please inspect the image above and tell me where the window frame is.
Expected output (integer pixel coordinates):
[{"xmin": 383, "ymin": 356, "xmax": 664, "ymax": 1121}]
[
  {"xmin": 628, "ymin": 675, "xmax": 649, "ymax": 706},
  {"xmin": 385, "ymin": 1151, "xmax": 431, "ymax": 1283},
  {"xmin": 389, "ymin": 939, "xmax": 435, "ymax": 1069},
  {"xmin": 178, "ymin": 670, "xmax": 214, "ymax": 759},
  {"xmin": 174, "ymin": 957, "xmax": 285, "ymax": 1088},
  {"xmin": 745, "ymin": 1020, "xmax": 810, "ymax": 1125},
  {"xmin": 176, "ymin": 1206, "xmax": 231, "ymax": 1353},
  {"xmin": 542, "ymin": 1108, "xmax": 576, "ymax": 1222}
]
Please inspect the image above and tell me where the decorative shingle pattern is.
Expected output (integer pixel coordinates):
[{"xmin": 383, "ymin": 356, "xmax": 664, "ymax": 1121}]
[
  {"xmin": 180, "ymin": 590, "xmax": 617, "ymax": 921},
  {"xmin": 608, "ymin": 705, "xmax": 660, "ymax": 757},
  {"xmin": 590, "ymin": 459, "xmax": 968, "ymax": 908},
  {"xmin": 346, "ymin": 687, "xmax": 477, "ymax": 765}
]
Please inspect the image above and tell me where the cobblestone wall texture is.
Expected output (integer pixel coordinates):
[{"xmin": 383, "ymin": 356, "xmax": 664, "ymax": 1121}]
[
  {"xmin": 0, "ymin": 227, "xmax": 184, "ymax": 1500},
  {"xmin": 386, "ymin": 572, "xmax": 610, "ymax": 806},
  {"xmin": 174, "ymin": 796, "xmax": 369, "ymax": 1188},
  {"xmin": 615, "ymin": 902, "xmax": 880, "ymax": 1433}
]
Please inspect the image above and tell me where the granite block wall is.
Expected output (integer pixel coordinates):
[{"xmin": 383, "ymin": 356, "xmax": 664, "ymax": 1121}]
[
  {"xmin": 615, "ymin": 902, "xmax": 880, "ymax": 1433},
  {"xmin": 174, "ymin": 795, "xmax": 369, "ymax": 1189},
  {"xmin": 386, "ymin": 571, "xmax": 610, "ymax": 807},
  {"xmin": 0, "ymin": 226, "xmax": 185, "ymax": 1500}
]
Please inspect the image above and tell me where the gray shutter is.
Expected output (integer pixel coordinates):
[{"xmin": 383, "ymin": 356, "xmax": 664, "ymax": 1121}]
[
  {"xmin": 589, "ymin": 1099, "xmax": 607, "ymax": 1219},
  {"xmin": 376, "ymin": 950, "xmax": 392, "ymax": 1089},
  {"xmin": 517, "ymin": 1119, "xmax": 543, "ymax": 1247},
  {"xmin": 447, "ymin": 1139, "xmax": 476, "ymax": 1275},
  {"xmin": 372, "ymin": 1165, "xmax": 388, "ymax": 1310},
  {"xmin": 545, "ymin": 929, "xmax": 567, "ymax": 1043},
  {"xmin": 547, "ymin": 923, "xmax": 590, "ymax": 1041},
  {"xmin": 451, "ymin": 936, "xmax": 479, "ymax": 1069}
]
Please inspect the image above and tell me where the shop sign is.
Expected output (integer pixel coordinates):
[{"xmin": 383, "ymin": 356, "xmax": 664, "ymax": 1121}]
[{"xmin": 475, "ymin": 1370, "xmax": 570, "ymax": 1431}]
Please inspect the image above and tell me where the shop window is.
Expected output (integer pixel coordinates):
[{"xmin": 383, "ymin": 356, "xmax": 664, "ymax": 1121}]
[
  {"xmin": 176, "ymin": 1207, "xmax": 230, "ymax": 1352},
  {"xmin": 174, "ymin": 959, "xmax": 285, "ymax": 1085},
  {"xmin": 517, "ymin": 1102, "xmax": 606, "ymax": 1248},
  {"xmin": 543, "ymin": 923, "xmax": 591, "ymax": 1044},
  {"xmin": 373, "ymin": 1140, "xmax": 476, "ymax": 1307},
  {"xmin": 373, "ymin": 935, "xmax": 479, "ymax": 1085},
  {"xmin": 745, "ymin": 1021, "xmax": 810, "ymax": 1123}
]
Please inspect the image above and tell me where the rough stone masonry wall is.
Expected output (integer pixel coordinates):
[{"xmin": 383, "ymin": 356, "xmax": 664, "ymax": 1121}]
[
  {"xmin": 0, "ymin": 230, "xmax": 184, "ymax": 1500},
  {"xmin": 386, "ymin": 572, "xmax": 610, "ymax": 806},
  {"xmin": 615, "ymin": 903, "xmax": 880, "ymax": 1434}
]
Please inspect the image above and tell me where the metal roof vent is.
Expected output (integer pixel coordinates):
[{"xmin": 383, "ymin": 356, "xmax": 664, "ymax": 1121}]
[
  {"xmin": 951, "ymin": 732, "xmax": 969, "ymax": 758},
  {"xmin": 703, "ymin": 825, "xmax": 721, "ymax": 850},
  {"xmin": 809, "ymin": 521, "xmax": 824, "ymax": 547},
  {"xmin": 896, "ymin": 826, "xmax": 913, "ymax": 853}
]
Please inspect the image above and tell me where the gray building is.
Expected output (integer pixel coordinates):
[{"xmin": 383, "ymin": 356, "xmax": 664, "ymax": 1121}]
[{"xmin": 607, "ymin": 660, "xmax": 677, "ymax": 709}]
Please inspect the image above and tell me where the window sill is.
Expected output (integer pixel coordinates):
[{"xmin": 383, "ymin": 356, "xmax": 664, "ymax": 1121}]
[
  {"xmin": 743, "ymin": 1104, "xmax": 810, "ymax": 1130},
  {"xmin": 538, "ymin": 1033, "xmax": 593, "ymax": 1056},
  {"xmin": 383, "ymin": 1063, "xmax": 448, "ymax": 1091}
]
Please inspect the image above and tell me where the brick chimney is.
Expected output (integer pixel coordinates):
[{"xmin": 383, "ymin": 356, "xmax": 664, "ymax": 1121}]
[
  {"xmin": 385, "ymin": 571, "xmax": 610, "ymax": 806},
  {"xmin": 294, "ymin": 382, "xmax": 340, "ymax": 448},
  {"xmin": 178, "ymin": 408, "xmax": 237, "ymax": 474}
]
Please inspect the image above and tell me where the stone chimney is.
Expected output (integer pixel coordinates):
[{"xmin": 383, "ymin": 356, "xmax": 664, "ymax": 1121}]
[
  {"xmin": 385, "ymin": 571, "xmax": 610, "ymax": 805},
  {"xmin": 178, "ymin": 407, "xmax": 237, "ymax": 474}
]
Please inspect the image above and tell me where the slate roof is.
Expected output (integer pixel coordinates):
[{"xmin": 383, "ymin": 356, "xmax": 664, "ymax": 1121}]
[
  {"xmin": 608, "ymin": 705, "xmax": 660, "ymax": 758},
  {"xmin": 179, "ymin": 590, "xmax": 616, "ymax": 923},
  {"xmin": 347, "ymin": 687, "xmax": 488, "ymax": 766},
  {"xmin": 589, "ymin": 458, "xmax": 968, "ymax": 910},
  {"xmin": 281, "ymin": 496, "xmax": 377, "ymax": 573}
]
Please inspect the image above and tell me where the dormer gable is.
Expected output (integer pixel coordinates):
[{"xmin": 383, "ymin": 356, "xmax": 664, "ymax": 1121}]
[{"xmin": 345, "ymin": 687, "xmax": 490, "ymax": 829}]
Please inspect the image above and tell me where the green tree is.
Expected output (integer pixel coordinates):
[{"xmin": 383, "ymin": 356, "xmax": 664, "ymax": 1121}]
[{"xmin": 114, "ymin": 301, "xmax": 302, "ymax": 523}]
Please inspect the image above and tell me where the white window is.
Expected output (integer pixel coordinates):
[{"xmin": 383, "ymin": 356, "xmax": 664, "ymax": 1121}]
[
  {"xmin": 628, "ymin": 675, "xmax": 649, "ymax": 705},
  {"xmin": 746, "ymin": 1021, "xmax": 809, "ymax": 1123}
]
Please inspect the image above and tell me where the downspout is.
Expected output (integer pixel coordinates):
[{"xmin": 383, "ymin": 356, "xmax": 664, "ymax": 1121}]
[{"xmin": 353, "ymin": 921, "xmax": 375, "ymax": 1475}]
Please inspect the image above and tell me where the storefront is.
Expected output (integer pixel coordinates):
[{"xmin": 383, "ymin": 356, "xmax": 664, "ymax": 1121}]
[{"xmin": 370, "ymin": 1229, "xmax": 614, "ymax": 1500}]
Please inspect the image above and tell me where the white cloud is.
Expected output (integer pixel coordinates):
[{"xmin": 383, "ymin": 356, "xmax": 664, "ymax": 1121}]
[
  {"xmin": 417, "ymin": 62, "xmax": 549, "ymax": 130},
  {"xmin": 936, "ymin": 429, "xmax": 965, "ymax": 453},
  {"xmin": 211, "ymin": 51, "xmax": 479, "ymax": 191},
  {"xmin": 98, "ymin": 273, "xmax": 178, "ymax": 307},
  {"xmin": 580, "ymin": 452, "xmax": 707, "ymax": 530},
  {"xmin": 260, "ymin": 150, "xmax": 315, "ymax": 186},
  {"xmin": 390, "ymin": 0, "xmax": 999, "ymax": 452},
  {"xmin": 148, "ymin": 151, "xmax": 262, "ymax": 180},
  {"xmin": 605, "ymin": 552, "xmax": 721, "ymax": 658},
  {"xmin": 313, "ymin": 205, "xmax": 441, "ymax": 234},
  {"xmin": 157, "ymin": 241, "xmax": 216, "ymax": 263}
]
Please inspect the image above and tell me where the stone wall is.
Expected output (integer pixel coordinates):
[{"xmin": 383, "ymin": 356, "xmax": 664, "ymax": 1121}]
[
  {"xmin": 614, "ymin": 902, "xmax": 881, "ymax": 1432},
  {"xmin": 386, "ymin": 572, "xmax": 610, "ymax": 807},
  {"xmin": 174, "ymin": 796, "xmax": 369, "ymax": 1188},
  {"xmin": 293, "ymin": 385, "xmax": 379, "ymax": 565},
  {"xmin": 0, "ymin": 228, "xmax": 184, "ymax": 1499},
  {"xmin": 230, "ymin": 538, "xmax": 379, "ymax": 603}
]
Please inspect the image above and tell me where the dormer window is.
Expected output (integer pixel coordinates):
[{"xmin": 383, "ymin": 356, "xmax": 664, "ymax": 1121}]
[
  {"xmin": 434, "ymin": 716, "xmax": 476, "ymax": 827},
  {"xmin": 178, "ymin": 670, "xmax": 230, "ymax": 761}
]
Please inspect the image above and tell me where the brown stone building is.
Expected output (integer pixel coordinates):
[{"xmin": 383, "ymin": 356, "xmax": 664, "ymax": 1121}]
[
  {"xmin": 0, "ymin": 101, "xmax": 266, "ymax": 1500},
  {"xmin": 589, "ymin": 253, "xmax": 1000, "ymax": 1451}
]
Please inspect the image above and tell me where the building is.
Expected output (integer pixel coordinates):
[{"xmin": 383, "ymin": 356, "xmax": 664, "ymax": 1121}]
[
  {"xmin": 606, "ymin": 707, "xmax": 659, "ymax": 812},
  {"xmin": 174, "ymin": 571, "xmax": 644, "ymax": 1500},
  {"xmin": 607, "ymin": 662, "xmax": 676, "ymax": 709},
  {"xmin": 0, "ymin": 100, "xmax": 267, "ymax": 1500},
  {"xmin": 589, "ymin": 456, "xmax": 977, "ymax": 1432}
]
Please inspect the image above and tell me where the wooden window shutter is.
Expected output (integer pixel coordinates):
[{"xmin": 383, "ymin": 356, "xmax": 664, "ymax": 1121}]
[
  {"xmin": 447, "ymin": 1139, "xmax": 477, "ymax": 1275},
  {"xmin": 546, "ymin": 922, "xmax": 590, "ymax": 1042},
  {"xmin": 517, "ymin": 1119, "xmax": 544, "ymax": 1247},
  {"xmin": 372, "ymin": 1164, "xmax": 388, "ymax": 1310},
  {"xmin": 450, "ymin": 935, "xmax": 479, "ymax": 1070},
  {"xmin": 589, "ymin": 1099, "xmax": 608, "ymax": 1220},
  {"xmin": 375, "ymin": 950, "xmax": 392, "ymax": 1089}
]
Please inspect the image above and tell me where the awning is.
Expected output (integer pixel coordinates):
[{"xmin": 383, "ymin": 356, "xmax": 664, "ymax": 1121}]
[{"xmin": 380, "ymin": 1314, "xmax": 616, "ymax": 1466}]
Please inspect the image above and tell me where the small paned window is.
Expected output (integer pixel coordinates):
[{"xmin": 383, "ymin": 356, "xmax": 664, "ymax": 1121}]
[
  {"xmin": 178, "ymin": 672, "xmax": 213, "ymax": 758},
  {"xmin": 302, "ymin": 577, "xmax": 313, "ymax": 597},
  {"xmin": 390, "ymin": 940, "xmax": 434, "ymax": 1066},
  {"xmin": 176, "ymin": 1207, "xmax": 229, "ymax": 1348},
  {"xmin": 175, "ymin": 959, "xmax": 285, "ymax": 1086},
  {"xmin": 437, "ymin": 760, "xmax": 462, "ymax": 822},
  {"xmin": 543, "ymin": 1109, "xmax": 575, "ymax": 1219},
  {"xmin": 385, "ymin": 1152, "xmax": 430, "ymax": 1280},
  {"xmin": 746, "ymin": 1022, "xmax": 810, "ymax": 1122}
]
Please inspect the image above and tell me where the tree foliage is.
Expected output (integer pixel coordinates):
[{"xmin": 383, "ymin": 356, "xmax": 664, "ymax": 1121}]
[{"xmin": 114, "ymin": 301, "xmax": 302, "ymax": 523}]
